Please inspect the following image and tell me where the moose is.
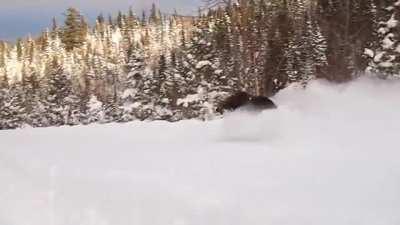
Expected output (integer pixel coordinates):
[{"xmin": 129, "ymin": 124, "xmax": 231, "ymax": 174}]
[{"xmin": 216, "ymin": 91, "xmax": 277, "ymax": 114}]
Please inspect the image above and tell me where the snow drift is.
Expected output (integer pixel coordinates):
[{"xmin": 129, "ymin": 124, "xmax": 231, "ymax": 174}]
[{"xmin": 1, "ymin": 77, "xmax": 400, "ymax": 225}]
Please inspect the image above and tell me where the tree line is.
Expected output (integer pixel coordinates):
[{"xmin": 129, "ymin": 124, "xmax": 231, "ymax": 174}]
[{"xmin": 0, "ymin": 0, "xmax": 399, "ymax": 130}]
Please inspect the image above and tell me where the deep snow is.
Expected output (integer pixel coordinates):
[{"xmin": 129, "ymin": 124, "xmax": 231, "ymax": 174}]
[{"xmin": 1, "ymin": 77, "xmax": 400, "ymax": 225}]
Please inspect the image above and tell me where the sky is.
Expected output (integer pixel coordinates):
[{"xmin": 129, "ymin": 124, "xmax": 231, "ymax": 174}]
[{"xmin": 0, "ymin": 0, "xmax": 202, "ymax": 41}]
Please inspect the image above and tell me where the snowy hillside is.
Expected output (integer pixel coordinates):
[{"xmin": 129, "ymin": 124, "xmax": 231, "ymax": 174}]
[{"xmin": 1, "ymin": 77, "xmax": 400, "ymax": 225}]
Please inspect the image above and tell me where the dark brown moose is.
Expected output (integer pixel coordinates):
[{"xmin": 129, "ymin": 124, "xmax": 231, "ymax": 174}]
[{"xmin": 216, "ymin": 91, "xmax": 277, "ymax": 114}]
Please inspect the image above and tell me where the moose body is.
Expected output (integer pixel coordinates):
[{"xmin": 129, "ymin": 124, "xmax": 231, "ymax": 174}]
[{"xmin": 217, "ymin": 91, "xmax": 277, "ymax": 114}]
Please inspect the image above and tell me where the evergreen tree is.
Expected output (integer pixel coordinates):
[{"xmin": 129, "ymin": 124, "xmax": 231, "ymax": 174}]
[
  {"xmin": 42, "ymin": 57, "xmax": 76, "ymax": 126},
  {"xmin": 52, "ymin": 17, "xmax": 60, "ymax": 39},
  {"xmin": 0, "ymin": 82, "xmax": 26, "ymax": 129},
  {"xmin": 86, "ymin": 95, "xmax": 105, "ymax": 124},
  {"xmin": 366, "ymin": 1, "xmax": 400, "ymax": 78},
  {"xmin": 0, "ymin": 41, "xmax": 6, "ymax": 67},
  {"xmin": 21, "ymin": 65, "xmax": 40, "ymax": 126},
  {"xmin": 16, "ymin": 38, "xmax": 23, "ymax": 61},
  {"xmin": 264, "ymin": 0, "xmax": 292, "ymax": 95},
  {"xmin": 149, "ymin": 3, "xmax": 161, "ymax": 24},
  {"xmin": 62, "ymin": 7, "xmax": 86, "ymax": 51}
]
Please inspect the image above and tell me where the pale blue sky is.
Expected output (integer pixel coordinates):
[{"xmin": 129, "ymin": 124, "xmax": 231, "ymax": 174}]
[{"xmin": 0, "ymin": 0, "xmax": 202, "ymax": 41}]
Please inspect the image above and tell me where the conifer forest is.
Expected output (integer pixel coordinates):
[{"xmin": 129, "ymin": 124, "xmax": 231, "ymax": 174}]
[{"xmin": 0, "ymin": 0, "xmax": 399, "ymax": 129}]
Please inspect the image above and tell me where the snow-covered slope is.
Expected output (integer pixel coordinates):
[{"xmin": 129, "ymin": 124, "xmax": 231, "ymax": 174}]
[{"xmin": 1, "ymin": 77, "xmax": 400, "ymax": 225}]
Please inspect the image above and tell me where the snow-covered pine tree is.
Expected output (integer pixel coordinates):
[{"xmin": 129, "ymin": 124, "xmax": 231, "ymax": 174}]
[
  {"xmin": 42, "ymin": 56, "xmax": 76, "ymax": 126},
  {"xmin": 20, "ymin": 63, "xmax": 43, "ymax": 126},
  {"xmin": 264, "ymin": 0, "xmax": 292, "ymax": 95},
  {"xmin": 252, "ymin": 0, "xmax": 271, "ymax": 96},
  {"xmin": 103, "ymin": 67, "xmax": 123, "ymax": 123},
  {"xmin": 365, "ymin": 0, "xmax": 400, "ymax": 78},
  {"xmin": 0, "ymin": 41, "xmax": 7, "ymax": 68},
  {"xmin": 0, "ymin": 81, "xmax": 26, "ymax": 129},
  {"xmin": 297, "ymin": 12, "xmax": 327, "ymax": 86},
  {"xmin": 86, "ymin": 95, "xmax": 105, "ymax": 123},
  {"xmin": 62, "ymin": 7, "xmax": 87, "ymax": 51},
  {"xmin": 119, "ymin": 46, "xmax": 146, "ymax": 121},
  {"xmin": 175, "ymin": 16, "xmax": 232, "ymax": 119},
  {"xmin": 151, "ymin": 53, "xmax": 176, "ymax": 120}
]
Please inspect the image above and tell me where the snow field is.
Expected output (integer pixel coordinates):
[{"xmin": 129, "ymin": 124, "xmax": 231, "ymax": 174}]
[{"xmin": 1, "ymin": 77, "xmax": 400, "ymax": 225}]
